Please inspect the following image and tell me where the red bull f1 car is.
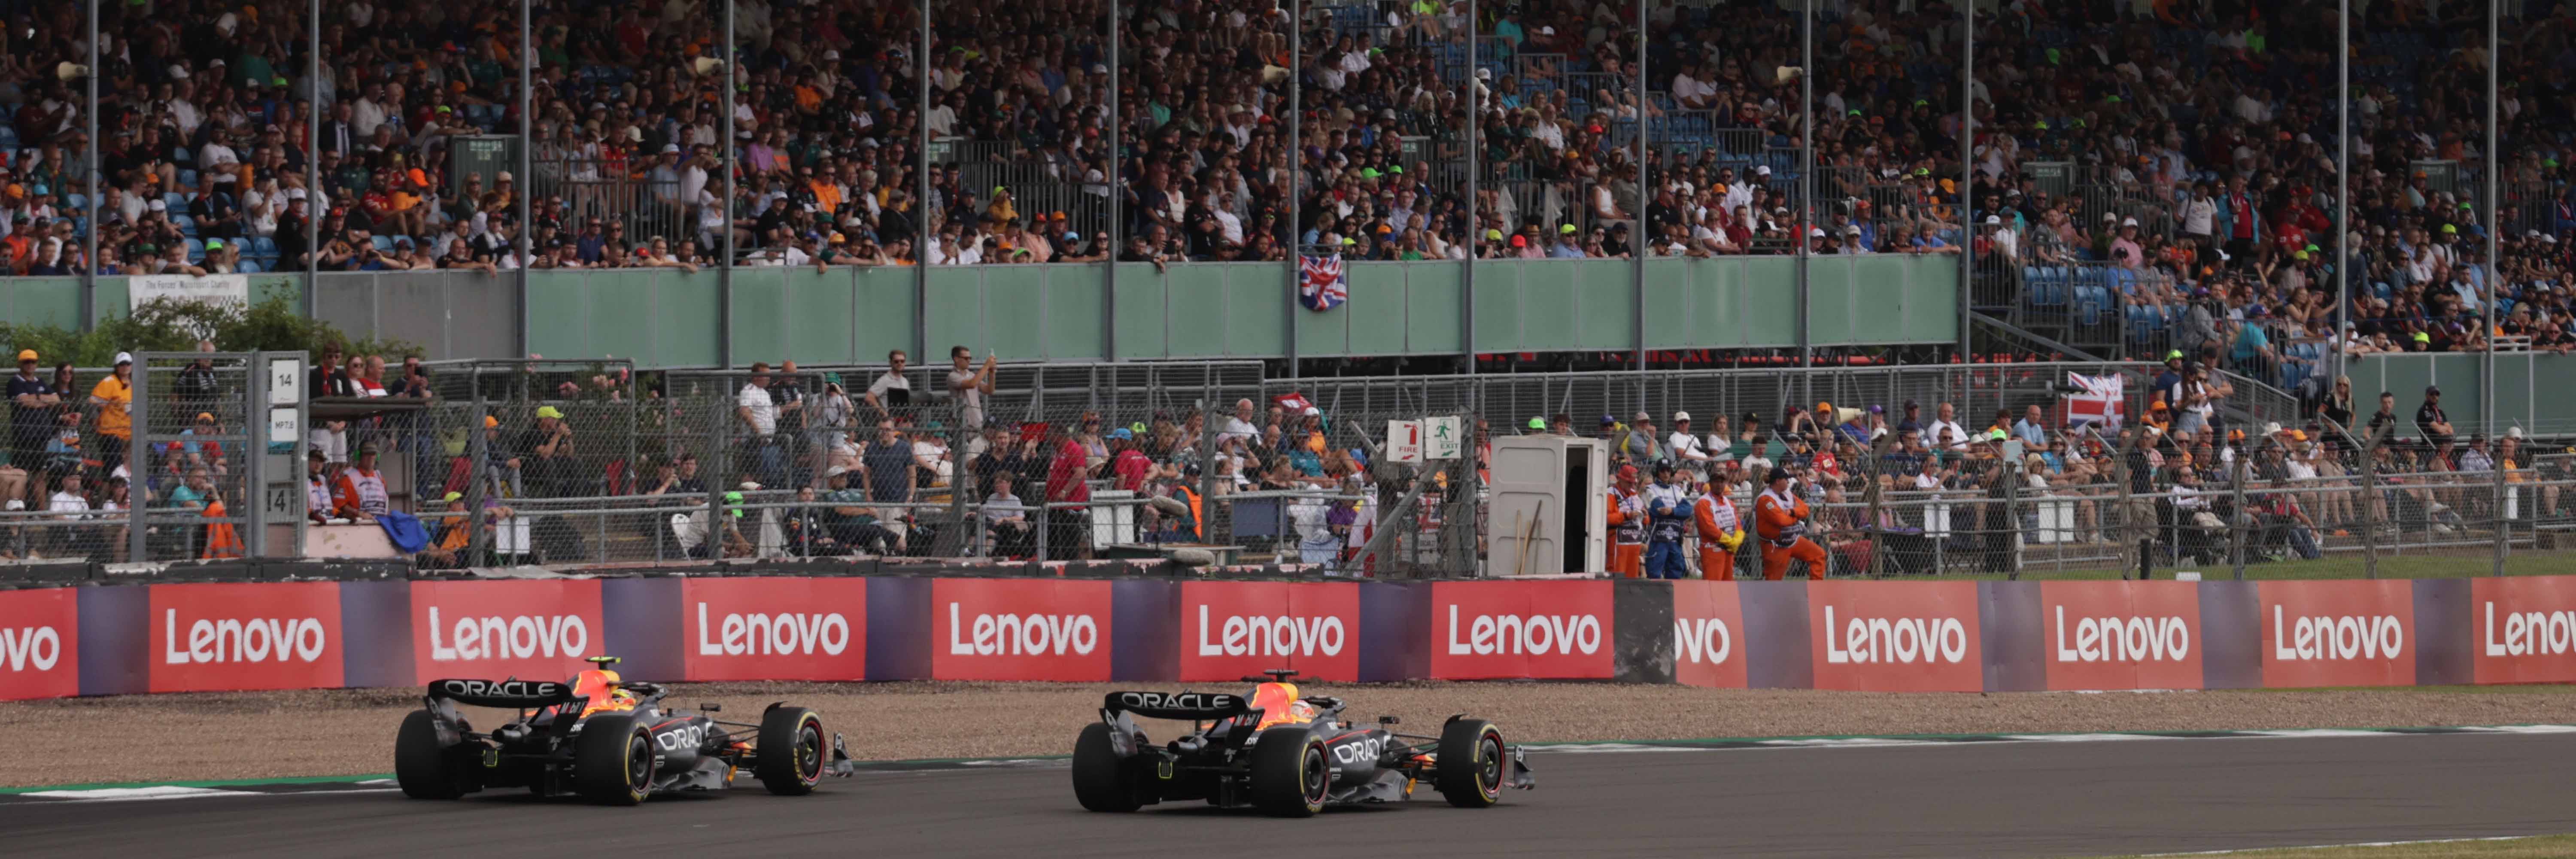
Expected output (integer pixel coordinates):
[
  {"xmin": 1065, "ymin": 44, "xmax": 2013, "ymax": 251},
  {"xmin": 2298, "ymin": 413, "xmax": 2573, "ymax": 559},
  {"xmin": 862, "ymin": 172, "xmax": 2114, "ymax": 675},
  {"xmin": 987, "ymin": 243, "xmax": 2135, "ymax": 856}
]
[
  {"xmin": 396, "ymin": 656, "xmax": 856, "ymax": 805},
  {"xmin": 1072, "ymin": 670, "xmax": 1534, "ymax": 817}
]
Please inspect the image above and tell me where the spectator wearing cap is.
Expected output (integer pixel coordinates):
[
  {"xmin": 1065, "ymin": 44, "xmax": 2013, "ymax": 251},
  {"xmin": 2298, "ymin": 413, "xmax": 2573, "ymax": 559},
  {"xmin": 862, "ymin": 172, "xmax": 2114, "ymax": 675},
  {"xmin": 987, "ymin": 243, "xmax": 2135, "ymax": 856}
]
[
  {"xmin": 171, "ymin": 411, "xmax": 231, "ymax": 476},
  {"xmin": 2416, "ymin": 386, "xmax": 2454, "ymax": 454},
  {"xmin": 1621, "ymin": 413, "xmax": 1662, "ymax": 463},
  {"xmin": 1668, "ymin": 411, "xmax": 1710, "ymax": 471},
  {"xmin": 88, "ymin": 353, "xmax": 135, "ymax": 476},
  {"xmin": 8, "ymin": 349, "xmax": 60, "ymax": 490},
  {"xmin": 512, "ymin": 404, "xmax": 578, "ymax": 498}
]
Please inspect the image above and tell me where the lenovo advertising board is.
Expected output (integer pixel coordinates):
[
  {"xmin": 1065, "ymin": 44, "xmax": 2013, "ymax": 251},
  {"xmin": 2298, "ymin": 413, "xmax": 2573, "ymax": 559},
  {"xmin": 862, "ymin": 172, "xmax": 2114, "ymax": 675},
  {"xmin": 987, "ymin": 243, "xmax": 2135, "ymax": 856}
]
[
  {"xmin": 1429, "ymin": 581, "xmax": 1613, "ymax": 680},
  {"xmin": 1179, "ymin": 581, "xmax": 1360, "ymax": 682},
  {"xmin": 0, "ymin": 588, "xmax": 77, "ymax": 701},
  {"xmin": 2040, "ymin": 581, "xmax": 2203, "ymax": 691},
  {"xmin": 1670, "ymin": 580, "xmax": 1748, "ymax": 689},
  {"xmin": 1807, "ymin": 581, "xmax": 1981, "ymax": 692},
  {"xmin": 683, "ymin": 578, "xmax": 867, "ymax": 681},
  {"xmin": 411, "ymin": 580, "xmax": 605, "ymax": 684},
  {"xmin": 149, "ymin": 582, "xmax": 344, "ymax": 693},
  {"xmin": 2260, "ymin": 580, "xmax": 2414, "ymax": 688},
  {"xmin": 933, "ymin": 578, "xmax": 1113, "ymax": 681},
  {"xmin": 2472, "ymin": 577, "xmax": 2576, "ymax": 685}
]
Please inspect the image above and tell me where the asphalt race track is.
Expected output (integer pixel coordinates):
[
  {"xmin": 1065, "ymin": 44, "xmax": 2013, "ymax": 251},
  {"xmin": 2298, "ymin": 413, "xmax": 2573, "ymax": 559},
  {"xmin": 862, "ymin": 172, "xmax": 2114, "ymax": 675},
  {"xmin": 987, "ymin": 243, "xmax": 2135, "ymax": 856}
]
[{"xmin": 10, "ymin": 732, "xmax": 2575, "ymax": 858}]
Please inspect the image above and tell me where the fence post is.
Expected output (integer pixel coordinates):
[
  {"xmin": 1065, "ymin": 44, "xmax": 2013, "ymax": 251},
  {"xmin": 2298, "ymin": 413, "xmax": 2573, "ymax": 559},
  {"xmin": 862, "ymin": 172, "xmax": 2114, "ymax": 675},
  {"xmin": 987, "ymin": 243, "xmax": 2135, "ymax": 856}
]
[
  {"xmin": 2494, "ymin": 437, "xmax": 2509, "ymax": 576},
  {"xmin": 2360, "ymin": 422, "xmax": 2382, "ymax": 580},
  {"xmin": 706, "ymin": 372, "xmax": 728, "ymax": 559},
  {"xmin": 2229, "ymin": 455, "xmax": 2248, "ymax": 581},
  {"xmin": 1865, "ymin": 434, "xmax": 1889, "ymax": 578},
  {"xmin": 128, "ymin": 360, "xmax": 150, "ymax": 563},
  {"xmin": 465, "ymin": 386, "xmax": 490, "ymax": 566},
  {"xmin": 2002, "ymin": 456, "xmax": 2020, "ymax": 581}
]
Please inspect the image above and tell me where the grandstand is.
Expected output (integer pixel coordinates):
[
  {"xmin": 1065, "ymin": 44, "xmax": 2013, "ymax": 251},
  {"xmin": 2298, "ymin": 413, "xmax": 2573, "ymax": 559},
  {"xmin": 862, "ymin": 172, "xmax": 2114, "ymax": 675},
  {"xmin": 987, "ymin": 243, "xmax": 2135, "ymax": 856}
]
[{"xmin": 0, "ymin": 0, "xmax": 2570, "ymax": 577}]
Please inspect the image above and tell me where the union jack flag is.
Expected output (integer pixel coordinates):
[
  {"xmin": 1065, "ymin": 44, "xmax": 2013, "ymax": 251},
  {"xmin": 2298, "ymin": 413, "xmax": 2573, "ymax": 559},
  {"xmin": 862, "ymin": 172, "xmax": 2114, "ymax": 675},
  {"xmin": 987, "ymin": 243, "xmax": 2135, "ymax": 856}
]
[
  {"xmin": 2065, "ymin": 371, "xmax": 2126, "ymax": 431},
  {"xmin": 1298, "ymin": 255, "xmax": 1349, "ymax": 312}
]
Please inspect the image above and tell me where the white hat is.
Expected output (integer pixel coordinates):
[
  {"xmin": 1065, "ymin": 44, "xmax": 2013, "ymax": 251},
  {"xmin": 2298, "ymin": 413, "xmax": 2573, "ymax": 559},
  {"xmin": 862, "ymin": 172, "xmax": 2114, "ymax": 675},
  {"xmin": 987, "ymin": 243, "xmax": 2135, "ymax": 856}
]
[
  {"xmin": 1673, "ymin": 410, "xmax": 1692, "ymax": 422},
  {"xmin": 1809, "ymin": 228, "xmax": 1826, "ymax": 238},
  {"xmin": 825, "ymin": 465, "xmax": 851, "ymax": 477},
  {"xmin": 148, "ymin": 199, "xmax": 166, "ymax": 211},
  {"xmin": 661, "ymin": 143, "xmax": 681, "ymax": 154},
  {"xmin": 1754, "ymin": 165, "xmax": 1771, "ymax": 176},
  {"xmin": 2122, "ymin": 217, "xmax": 2139, "ymax": 227},
  {"xmin": 1984, "ymin": 214, "xmax": 2002, "ymax": 225},
  {"xmin": 3, "ymin": 500, "xmax": 20, "ymax": 511},
  {"xmin": 738, "ymin": 481, "xmax": 762, "ymax": 490},
  {"xmin": 114, "ymin": 351, "xmax": 133, "ymax": 365},
  {"xmin": 1538, "ymin": 25, "xmax": 1555, "ymax": 34},
  {"xmin": 1303, "ymin": 407, "xmax": 1321, "ymax": 416},
  {"xmin": 823, "ymin": 49, "xmax": 841, "ymax": 61},
  {"xmin": 2263, "ymin": 422, "xmax": 2283, "ymax": 436},
  {"xmin": 2508, "ymin": 426, "xmax": 2526, "ymax": 439},
  {"xmin": 1475, "ymin": 68, "xmax": 1492, "ymax": 81}
]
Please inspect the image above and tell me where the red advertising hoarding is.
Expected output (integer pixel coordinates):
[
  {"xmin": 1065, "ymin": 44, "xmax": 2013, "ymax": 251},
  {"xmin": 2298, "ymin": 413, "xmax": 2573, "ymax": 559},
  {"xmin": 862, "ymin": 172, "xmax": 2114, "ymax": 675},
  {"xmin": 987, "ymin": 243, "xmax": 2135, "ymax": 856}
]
[
  {"xmin": 2040, "ymin": 581, "xmax": 2203, "ymax": 691},
  {"xmin": 1179, "ymin": 581, "xmax": 1360, "ymax": 682},
  {"xmin": 932, "ymin": 578, "xmax": 1113, "ymax": 681},
  {"xmin": 0, "ymin": 588, "xmax": 77, "ymax": 701},
  {"xmin": 2259, "ymin": 580, "xmax": 2414, "ymax": 688},
  {"xmin": 683, "ymin": 577, "xmax": 868, "ymax": 681},
  {"xmin": 1429, "ymin": 581, "xmax": 1614, "ymax": 680},
  {"xmin": 149, "ymin": 582, "xmax": 344, "ymax": 693},
  {"xmin": 410, "ymin": 580, "xmax": 606, "ymax": 684},
  {"xmin": 1670, "ymin": 580, "xmax": 1747, "ymax": 689},
  {"xmin": 2472, "ymin": 577, "xmax": 2576, "ymax": 685},
  {"xmin": 1807, "ymin": 580, "xmax": 1982, "ymax": 692}
]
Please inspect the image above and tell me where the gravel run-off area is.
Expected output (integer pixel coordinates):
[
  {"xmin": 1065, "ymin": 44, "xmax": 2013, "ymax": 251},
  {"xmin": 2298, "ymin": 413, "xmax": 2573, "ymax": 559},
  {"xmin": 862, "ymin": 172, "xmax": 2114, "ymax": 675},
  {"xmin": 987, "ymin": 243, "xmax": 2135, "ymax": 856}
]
[{"xmin": 6, "ymin": 682, "xmax": 2576, "ymax": 788}]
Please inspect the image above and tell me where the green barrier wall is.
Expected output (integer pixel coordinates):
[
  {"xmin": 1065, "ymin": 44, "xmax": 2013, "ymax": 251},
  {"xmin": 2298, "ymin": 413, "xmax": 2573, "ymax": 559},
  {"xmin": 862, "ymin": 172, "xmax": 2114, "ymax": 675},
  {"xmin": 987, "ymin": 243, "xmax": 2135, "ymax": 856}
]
[
  {"xmin": 5, "ymin": 255, "xmax": 1961, "ymax": 365},
  {"xmin": 2346, "ymin": 351, "xmax": 2576, "ymax": 437}
]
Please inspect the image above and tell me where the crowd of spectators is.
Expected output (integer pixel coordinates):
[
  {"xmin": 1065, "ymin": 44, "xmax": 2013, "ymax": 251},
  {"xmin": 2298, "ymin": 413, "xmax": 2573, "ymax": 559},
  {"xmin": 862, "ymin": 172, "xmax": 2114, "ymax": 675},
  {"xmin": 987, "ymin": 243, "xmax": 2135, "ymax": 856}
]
[
  {"xmin": 6, "ymin": 0, "xmax": 2576, "ymax": 384},
  {"xmin": 1554, "ymin": 372, "xmax": 2575, "ymax": 575}
]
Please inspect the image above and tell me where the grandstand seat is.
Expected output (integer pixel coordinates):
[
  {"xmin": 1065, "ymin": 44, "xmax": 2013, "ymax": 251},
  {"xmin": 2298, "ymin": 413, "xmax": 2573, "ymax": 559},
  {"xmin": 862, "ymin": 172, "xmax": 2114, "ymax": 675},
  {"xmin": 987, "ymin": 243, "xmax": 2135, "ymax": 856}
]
[
  {"xmin": 184, "ymin": 237, "xmax": 204, "ymax": 261},
  {"xmin": 172, "ymin": 213, "xmax": 196, "ymax": 235},
  {"xmin": 237, "ymin": 258, "xmax": 262, "ymax": 273},
  {"xmin": 64, "ymin": 193, "xmax": 84, "ymax": 211},
  {"xmin": 178, "ymin": 169, "xmax": 198, "ymax": 189},
  {"xmin": 164, "ymin": 191, "xmax": 189, "ymax": 211},
  {"xmin": 249, "ymin": 236, "xmax": 277, "ymax": 257},
  {"xmin": 371, "ymin": 235, "xmax": 395, "ymax": 253},
  {"xmin": 171, "ymin": 146, "xmax": 191, "ymax": 164}
]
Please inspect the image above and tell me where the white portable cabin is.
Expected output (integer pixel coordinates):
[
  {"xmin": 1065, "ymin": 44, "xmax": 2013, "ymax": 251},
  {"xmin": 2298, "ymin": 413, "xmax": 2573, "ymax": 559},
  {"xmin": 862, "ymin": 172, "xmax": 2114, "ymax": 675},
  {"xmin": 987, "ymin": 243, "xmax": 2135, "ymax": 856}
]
[{"xmin": 1482, "ymin": 435, "xmax": 1609, "ymax": 577}]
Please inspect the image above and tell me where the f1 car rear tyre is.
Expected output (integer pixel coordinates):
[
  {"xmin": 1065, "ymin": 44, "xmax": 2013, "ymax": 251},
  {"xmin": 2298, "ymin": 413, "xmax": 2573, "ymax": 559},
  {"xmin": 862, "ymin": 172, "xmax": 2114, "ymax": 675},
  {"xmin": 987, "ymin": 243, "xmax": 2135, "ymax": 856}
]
[
  {"xmin": 574, "ymin": 714, "xmax": 656, "ymax": 805},
  {"xmin": 756, "ymin": 707, "xmax": 826, "ymax": 795},
  {"xmin": 1072, "ymin": 722, "xmax": 1142, "ymax": 812},
  {"xmin": 1250, "ymin": 727, "xmax": 1329, "ymax": 818},
  {"xmin": 395, "ymin": 710, "xmax": 468, "ymax": 799},
  {"xmin": 1435, "ymin": 719, "xmax": 1506, "ymax": 808}
]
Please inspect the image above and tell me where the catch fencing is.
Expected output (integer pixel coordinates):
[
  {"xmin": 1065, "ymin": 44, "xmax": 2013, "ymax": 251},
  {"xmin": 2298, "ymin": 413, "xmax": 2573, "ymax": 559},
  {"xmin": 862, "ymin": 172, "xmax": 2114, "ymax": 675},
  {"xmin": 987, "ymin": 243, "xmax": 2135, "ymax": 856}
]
[{"xmin": 297, "ymin": 357, "xmax": 2574, "ymax": 579}]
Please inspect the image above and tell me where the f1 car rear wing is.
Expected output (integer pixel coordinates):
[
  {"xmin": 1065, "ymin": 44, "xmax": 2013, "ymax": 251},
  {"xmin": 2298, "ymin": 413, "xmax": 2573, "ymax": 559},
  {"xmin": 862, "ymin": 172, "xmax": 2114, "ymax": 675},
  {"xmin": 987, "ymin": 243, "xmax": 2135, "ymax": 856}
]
[
  {"xmin": 1101, "ymin": 691, "xmax": 1249, "ymax": 722},
  {"xmin": 427, "ymin": 678, "xmax": 576, "ymax": 710}
]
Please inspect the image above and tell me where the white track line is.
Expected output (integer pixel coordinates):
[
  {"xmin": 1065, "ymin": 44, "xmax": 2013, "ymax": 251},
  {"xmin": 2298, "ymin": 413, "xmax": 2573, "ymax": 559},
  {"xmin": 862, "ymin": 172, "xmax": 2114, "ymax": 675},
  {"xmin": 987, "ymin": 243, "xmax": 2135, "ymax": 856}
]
[{"xmin": 2140, "ymin": 835, "xmax": 2544, "ymax": 856}]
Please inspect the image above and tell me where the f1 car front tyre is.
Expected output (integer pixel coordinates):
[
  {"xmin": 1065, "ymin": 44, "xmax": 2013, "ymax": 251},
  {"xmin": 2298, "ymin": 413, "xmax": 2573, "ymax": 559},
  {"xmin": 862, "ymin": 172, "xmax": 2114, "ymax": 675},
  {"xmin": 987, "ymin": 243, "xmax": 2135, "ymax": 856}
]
[
  {"xmin": 1434, "ymin": 719, "xmax": 1506, "ymax": 808},
  {"xmin": 1249, "ymin": 726, "xmax": 1329, "ymax": 818},
  {"xmin": 574, "ymin": 715, "xmax": 656, "ymax": 805},
  {"xmin": 1071, "ymin": 722, "xmax": 1142, "ymax": 812},
  {"xmin": 395, "ymin": 710, "xmax": 468, "ymax": 800},
  {"xmin": 756, "ymin": 707, "xmax": 826, "ymax": 795}
]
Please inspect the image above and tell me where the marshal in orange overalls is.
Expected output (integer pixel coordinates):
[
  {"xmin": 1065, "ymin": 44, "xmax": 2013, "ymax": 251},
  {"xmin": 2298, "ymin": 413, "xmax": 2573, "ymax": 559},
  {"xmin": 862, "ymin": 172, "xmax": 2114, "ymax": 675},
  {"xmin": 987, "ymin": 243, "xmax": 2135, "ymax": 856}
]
[
  {"xmin": 1606, "ymin": 470, "xmax": 1645, "ymax": 577},
  {"xmin": 1754, "ymin": 486, "xmax": 1828, "ymax": 581},
  {"xmin": 1692, "ymin": 491, "xmax": 1744, "ymax": 580}
]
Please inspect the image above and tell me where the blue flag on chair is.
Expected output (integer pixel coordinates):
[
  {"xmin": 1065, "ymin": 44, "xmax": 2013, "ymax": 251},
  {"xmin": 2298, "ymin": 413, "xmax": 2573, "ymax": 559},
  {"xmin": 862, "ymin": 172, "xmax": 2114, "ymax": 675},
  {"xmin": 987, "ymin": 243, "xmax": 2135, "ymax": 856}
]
[{"xmin": 1298, "ymin": 255, "xmax": 1349, "ymax": 312}]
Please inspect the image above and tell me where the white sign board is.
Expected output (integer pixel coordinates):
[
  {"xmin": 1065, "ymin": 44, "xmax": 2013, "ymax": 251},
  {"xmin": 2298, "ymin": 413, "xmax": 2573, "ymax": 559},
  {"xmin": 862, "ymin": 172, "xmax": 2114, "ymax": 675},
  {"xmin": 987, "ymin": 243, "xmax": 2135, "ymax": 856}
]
[
  {"xmin": 1385, "ymin": 419, "xmax": 1423, "ymax": 464},
  {"xmin": 268, "ymin": 407, "xmax": 300, "ymax": 446},
  {"xmin": 129, "ymin": 273, "xmax": 250, "ymax": 313},
  {"xmin": 267, "ymin": 358, "xmax": 302, "ymax": 406},
  {"xmin": 1423, "ymin": 416, "xmax": 1463, "ymax": 460}
]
